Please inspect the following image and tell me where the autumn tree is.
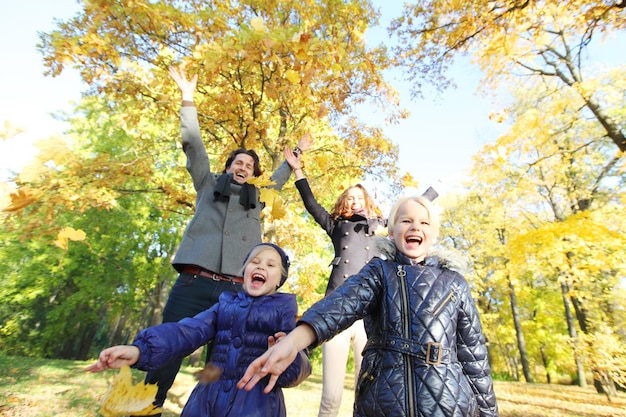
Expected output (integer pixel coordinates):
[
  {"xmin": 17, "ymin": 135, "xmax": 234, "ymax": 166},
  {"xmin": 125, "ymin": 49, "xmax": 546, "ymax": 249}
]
[
  {"xmin": 460, "ymin": 76, "xmax": 626, "ymax": 392},
  {"xmin": 389, "ymin": 0, "xmax": 626, "ymax": 151}
]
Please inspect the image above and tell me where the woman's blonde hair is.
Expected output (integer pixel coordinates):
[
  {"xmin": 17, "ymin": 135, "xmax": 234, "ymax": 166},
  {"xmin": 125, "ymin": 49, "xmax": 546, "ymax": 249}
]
[
  {"xmin": 331, "ymin": 184, "xmax": 381, "ymax": 219},
  {"xmin": 387, "ymin": 195, "xmax": 440, "ymax": 240}
]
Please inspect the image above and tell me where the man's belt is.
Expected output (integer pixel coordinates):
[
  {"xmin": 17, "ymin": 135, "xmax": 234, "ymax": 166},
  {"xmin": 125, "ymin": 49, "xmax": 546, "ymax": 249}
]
[
  {"xmin": 180, "ymin": 265, "xmax": 243, "ymax": 284},
  {"xmin": 365, "ymin": 336, "xmax": 456, "ymax": 365}
]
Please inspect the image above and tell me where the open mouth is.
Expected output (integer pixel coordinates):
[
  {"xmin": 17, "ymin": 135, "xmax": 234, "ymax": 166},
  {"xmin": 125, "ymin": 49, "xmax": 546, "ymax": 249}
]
[
  {"xmin": 251, "ymin": 273, "xmax": 266, "ymax": 284},
  {"xmin": 235, "ymin": 171, "xmax": 247, "ymax": 181},
  {"xmin": 406, "ymin": 235, "xmax": 422, "ymax": 244}
]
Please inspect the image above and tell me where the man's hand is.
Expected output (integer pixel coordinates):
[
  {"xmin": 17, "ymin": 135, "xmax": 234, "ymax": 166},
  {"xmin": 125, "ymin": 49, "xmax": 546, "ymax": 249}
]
[{"xmin": 168, "ymin": 65, "xmax": 198, "ymax": 100}]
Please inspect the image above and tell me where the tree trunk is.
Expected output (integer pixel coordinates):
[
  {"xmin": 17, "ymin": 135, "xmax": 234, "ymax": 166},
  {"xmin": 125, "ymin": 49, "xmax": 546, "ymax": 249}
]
[
  {"xmin": 540, "ymin": 346, "xmax": 551, "ymax": 384},
  {"xmin": 508, "ymin": 277, "xmax": 534, "ymax": 383},
  {"xmin": 560, "ymin": 281, "xmax": 587, "ymax": 387}
]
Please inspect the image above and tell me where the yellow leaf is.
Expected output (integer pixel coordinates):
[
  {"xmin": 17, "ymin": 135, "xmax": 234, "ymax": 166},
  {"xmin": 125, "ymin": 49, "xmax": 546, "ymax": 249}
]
[
  {"xmin": 34, "ymin": 136, "xmax": 73, "ymax": 163},
  {"xmin": 285, "ymin": 69, "xmax": 300, "ymax": 85},
  {"xmin": 99, "ymin": 366, "xmax": 162, "ymax": 417},
  {"xmin": 53, "ymin": 236, "xmax": 68, "ymax": 250},
  {"xmin": 250, "ymin": 17, "xmax": 266, "ymax": 33},
  {"xmin": 58, "ymin": 226, "xmax": 87, "ymax": 242},
  {"xmin": 270, "ymin": 196, "xmax": 287, "ymax": 219},
  {"xmin": 18, "ymin": 159, "xmax": 50, "ymax": 182},
  {"xmin": 246, "ymin": 176, "xmax": 276, "ymax": 188},
  {"xmin": 259, "ymin": 187, "xmax": 279, "ymax": 206},
  {"xmin": 3, "ymin": 187, "xmax": 39, "ymax": 212}
]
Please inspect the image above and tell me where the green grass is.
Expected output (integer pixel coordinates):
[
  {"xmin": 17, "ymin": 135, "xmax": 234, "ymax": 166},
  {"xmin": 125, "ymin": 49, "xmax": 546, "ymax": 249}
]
[{"xmin": 1, "ymin": 354, "xmax": 625, "ymax": 417}]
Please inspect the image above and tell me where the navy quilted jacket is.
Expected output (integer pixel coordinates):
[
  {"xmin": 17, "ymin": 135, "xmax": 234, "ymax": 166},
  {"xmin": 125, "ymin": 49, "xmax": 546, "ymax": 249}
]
[
  {"xmin": 132, "ymin": 291, "xmax": 311, "ymax": 417},
  {"xmin": 299, "ymin": 241, "xmax": 498, "ymax": 417}
]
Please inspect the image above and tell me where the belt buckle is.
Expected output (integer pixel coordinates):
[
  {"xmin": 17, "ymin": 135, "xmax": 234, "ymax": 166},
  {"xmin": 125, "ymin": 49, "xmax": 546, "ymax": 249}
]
[
  {"xmin": 210, "ymin": 273, "xmax": 221, "ymax": 282},
  {"xmin": 426, "ymin": 342, "xmax": 443, "ymax": 365}
]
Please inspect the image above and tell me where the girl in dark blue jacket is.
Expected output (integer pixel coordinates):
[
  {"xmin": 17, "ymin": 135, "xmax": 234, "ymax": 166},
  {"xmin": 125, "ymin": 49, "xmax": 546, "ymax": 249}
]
[{"xmin": 87, "ymin": 243, "xmax": 311, "ymax": 417}]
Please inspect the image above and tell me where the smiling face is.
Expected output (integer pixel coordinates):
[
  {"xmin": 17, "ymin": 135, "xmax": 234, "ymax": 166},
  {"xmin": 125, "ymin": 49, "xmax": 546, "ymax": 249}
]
[
  {"xmin": 226, "ymin": 153, "xmax": 255, "ymax": 184},
  {"xmin": 242, "ymin": 247, "xmax": 283, "ymax": 297},
  {"xmin": 389, "ymin": 199, "xmax": 437, "ymax": 262},
  {"xmin": 345, "ymin": 187, "xmax": 365, "ymax": 212}
]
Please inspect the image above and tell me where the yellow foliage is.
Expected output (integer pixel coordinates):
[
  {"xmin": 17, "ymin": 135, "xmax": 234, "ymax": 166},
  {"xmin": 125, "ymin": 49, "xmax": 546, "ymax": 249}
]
[
  {"xmin": 250, "ymin": 17, "xmax": 267, "ymax": 33},
  {"xmin": 99, "ymin": 366, "xmax": 162, "ymax": 417},
  {"xmin": 285, "ymin": 69, "xmax": 300, "ymax": 85}
]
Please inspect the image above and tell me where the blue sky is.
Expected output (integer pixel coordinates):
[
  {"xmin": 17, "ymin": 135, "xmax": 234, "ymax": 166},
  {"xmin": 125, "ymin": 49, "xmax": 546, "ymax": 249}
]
[{"xmin": 2, "ymin": 1, "xmax": 619, "ymax": 199}]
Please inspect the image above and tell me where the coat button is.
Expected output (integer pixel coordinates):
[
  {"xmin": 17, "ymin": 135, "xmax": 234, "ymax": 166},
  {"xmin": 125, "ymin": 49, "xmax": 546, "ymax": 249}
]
[
  {"xmin": 344, "ymin": 232, "xmax": 349, "ymax": 236},
  {"xmin": 344, "ymin": 259, "xmax": 350, "ymax": 264},
  {"xmin": 343, "ymin": 245, "xmax": 348, "ymax": 250},
  {"xmin": 224, "ymin": 231, "xmax": 230, "ymax": 236},
  {"xmin": 232, "ymin": 337, "xmax": 242, "ymax": 348},
  {"xmin": 365, "ymin": 246, "xmax": 369, "ymax": 250}
]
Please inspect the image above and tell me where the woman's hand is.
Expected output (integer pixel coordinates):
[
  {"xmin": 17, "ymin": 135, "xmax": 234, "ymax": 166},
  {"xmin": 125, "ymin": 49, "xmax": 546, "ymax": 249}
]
[{"xmin": 297, "ymin": 132, "xmax": 314, "ymax": 151}]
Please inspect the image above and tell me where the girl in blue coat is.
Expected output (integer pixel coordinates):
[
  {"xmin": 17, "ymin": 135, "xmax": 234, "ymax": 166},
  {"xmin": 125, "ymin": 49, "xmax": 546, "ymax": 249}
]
[{"xmin": 87, "ymin": 243, "xmax": 311, "ymax": 417}]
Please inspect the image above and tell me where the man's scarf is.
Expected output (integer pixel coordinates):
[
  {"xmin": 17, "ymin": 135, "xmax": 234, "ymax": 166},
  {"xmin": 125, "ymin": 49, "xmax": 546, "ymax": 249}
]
[{"xmin": 213, "ymin": 173, "xmax": 258, "ymax": 210}]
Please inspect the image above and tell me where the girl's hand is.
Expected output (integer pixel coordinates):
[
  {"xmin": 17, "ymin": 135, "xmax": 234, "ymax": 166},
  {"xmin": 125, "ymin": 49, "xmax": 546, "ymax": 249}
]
[{"xmin": 85, "ymin": 345, "xmax": 140, "ymax": 372}]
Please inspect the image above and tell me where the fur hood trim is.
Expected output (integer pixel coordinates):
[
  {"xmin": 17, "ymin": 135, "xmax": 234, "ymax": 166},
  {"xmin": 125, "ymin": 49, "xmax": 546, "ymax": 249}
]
[{"xmin": 374, "ymin": 236, "xmax": 468, "ymax": 274}]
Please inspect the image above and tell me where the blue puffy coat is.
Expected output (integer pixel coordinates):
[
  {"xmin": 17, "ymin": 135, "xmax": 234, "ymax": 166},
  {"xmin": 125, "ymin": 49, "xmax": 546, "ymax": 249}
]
[
  {"xmin": 299, "ymin": 240, "xmax": 498, "ymax": 417},
  {"xmin": 132, "ymin": 291, "xmax": 311, "ymax": 417}
]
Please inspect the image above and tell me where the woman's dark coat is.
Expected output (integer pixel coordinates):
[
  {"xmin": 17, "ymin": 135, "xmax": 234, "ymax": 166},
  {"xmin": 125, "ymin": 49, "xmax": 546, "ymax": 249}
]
[
  {"xmin": 299, "ymin": 239, "xmax": 499, "ymax": 417},
  {"xmin": 295, "ymin": 178, "xmax": 386, "ymax": 295}
]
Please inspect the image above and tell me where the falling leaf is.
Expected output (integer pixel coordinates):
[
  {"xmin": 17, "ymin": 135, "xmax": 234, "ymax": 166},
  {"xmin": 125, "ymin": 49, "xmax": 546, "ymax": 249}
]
[
  {"xmin": 193, "ymin": 362, "xmax": 223, "ymax": 384},
  {"xmin": 246, "ymin": 176, "xmax": 276, "ymax": 188},
  {"xmin": 259, "ymin": 187, "xmax": 280, "ymax": 206},
  {"xmin": 3, "ymin": 187, "xmax": 39, "ymax": 212},
  {"xmin": 98, "ymin": 366, "xmax": 162, "ymax": 417},
  {"xmin": 270, "ymin": 196, "xmax": 287, "ymax": 219},
  {"xmin": 34, "ymin": 136, "xmax": 73, "ymax": 163},
  {"xmin": 54, "ymin": 226, "xmax": 87, "ymax": 250}
]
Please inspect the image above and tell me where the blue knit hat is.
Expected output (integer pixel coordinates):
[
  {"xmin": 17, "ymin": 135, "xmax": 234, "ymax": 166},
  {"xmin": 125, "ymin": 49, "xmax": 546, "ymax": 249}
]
[{"xmin": 243, "ymin": 243, "xmax": 291, "ymax": 287}]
